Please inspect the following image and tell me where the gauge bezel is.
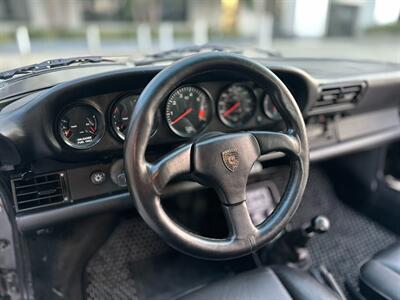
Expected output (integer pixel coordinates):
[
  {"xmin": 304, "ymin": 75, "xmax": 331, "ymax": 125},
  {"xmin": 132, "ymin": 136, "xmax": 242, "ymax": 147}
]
[
  {"xmin": 217, "ymin": 83, "xmax": 257, "ymax": 128},
  {"xmin": 109, "ymin": 92, "xmax": 159, "ymax": 141},
  {"xmin": 56, "ymin": 103, "xmax": 105, "ymax": 150},
  {"xmin": 165, "ymin": 85, "xmax": 213, "ymax": 138},
  {"xmin": 109, "ymin": 93, "xmax": 139, "ymax": 141},
  {"xmin": 262, "ymin": 92, "xmax": 282, "ymax": 121}
]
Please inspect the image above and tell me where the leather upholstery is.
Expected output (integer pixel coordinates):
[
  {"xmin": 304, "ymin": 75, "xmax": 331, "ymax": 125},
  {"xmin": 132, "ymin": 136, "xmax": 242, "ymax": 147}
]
[
  {"xmin": 179, "ymin": 266, "xmax": 340, "ymax": 300},
  {"xmin": 360, "ymin": 242, "xmax": 400, "ymax": 300}
]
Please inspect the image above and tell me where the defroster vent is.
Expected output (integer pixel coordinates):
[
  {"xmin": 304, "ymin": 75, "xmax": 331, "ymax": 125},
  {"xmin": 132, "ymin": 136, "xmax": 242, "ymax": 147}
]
[{"xmin": 315, "ymin": 82, "xmax": 366, "ymax": 108}]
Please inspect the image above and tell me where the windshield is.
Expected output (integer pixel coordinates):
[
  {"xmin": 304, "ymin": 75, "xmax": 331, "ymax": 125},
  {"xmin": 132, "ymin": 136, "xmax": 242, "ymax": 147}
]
[{"xmin": 1, "ymin": 0, "xmax": 399, "ymax": 72}]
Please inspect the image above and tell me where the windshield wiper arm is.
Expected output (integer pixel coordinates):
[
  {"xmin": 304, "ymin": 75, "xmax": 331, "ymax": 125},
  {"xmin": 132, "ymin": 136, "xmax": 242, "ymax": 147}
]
[{"xmin": 0, "ymin": 56, "xmax": 115, "ymax": 80}]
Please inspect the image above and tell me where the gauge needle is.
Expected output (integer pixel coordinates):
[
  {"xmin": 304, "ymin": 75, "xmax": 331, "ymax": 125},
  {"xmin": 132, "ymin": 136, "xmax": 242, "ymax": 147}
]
[
  {"xmin": 198, "ymin": 103, "xmax": 206, "ymax": 121},
  {"xmin": 223, "ymin": 102, "xmax": 241, "ymax": 117},
  {"xmin": 89, "ymin": 127, "xmax": 97, "ymax": 134},
  {"xmin": 171, "ymin": 108, "xmax": 193, "ymax": 125},
  {"xmin": 64, "ymin": 129, "xmax": 72, "ymax": 138}
]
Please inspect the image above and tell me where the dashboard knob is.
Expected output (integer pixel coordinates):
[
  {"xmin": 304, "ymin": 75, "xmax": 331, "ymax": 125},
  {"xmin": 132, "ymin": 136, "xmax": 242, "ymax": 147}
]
[
  {"xmin": 90, "ymin": 171, "xmax": 106, "ymax": 185},
  {"xmin": 110, "ymin": 159, "xmax": 127, "ymax": 188}
]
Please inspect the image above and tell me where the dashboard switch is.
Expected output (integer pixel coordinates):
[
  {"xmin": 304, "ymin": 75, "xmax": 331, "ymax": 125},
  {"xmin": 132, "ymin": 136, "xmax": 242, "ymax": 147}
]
[
  {"xmin": 116, "ymin": 172, "xmax": 127, "ymax": 187},
  {"xmin": 90, "ymin": 171, "xmax": 106, "ymax": 185}
]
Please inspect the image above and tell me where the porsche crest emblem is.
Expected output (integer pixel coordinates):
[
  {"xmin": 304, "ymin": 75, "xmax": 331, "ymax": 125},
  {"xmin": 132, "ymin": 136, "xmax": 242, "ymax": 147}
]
[{"xmin": 221, "ymin": 148, "xmax": 239, "ymax": 172}]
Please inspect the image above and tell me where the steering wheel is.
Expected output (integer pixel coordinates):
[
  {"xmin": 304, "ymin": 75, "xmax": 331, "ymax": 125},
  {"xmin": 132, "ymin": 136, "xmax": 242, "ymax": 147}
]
[{"xmin": 124, "ymin": 52, "xmax": 309, "ymax": 260}]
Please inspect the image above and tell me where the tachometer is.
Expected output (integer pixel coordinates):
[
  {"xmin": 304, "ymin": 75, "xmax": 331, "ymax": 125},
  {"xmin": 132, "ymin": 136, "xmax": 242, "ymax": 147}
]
[
  {"xmin": 165, "ymin": 86, "xmax": 211, "ymax": 138},
  {"xmin": 217, "ymin": 84, "xmax": 256, "ymax": 128},
  {"xmin": 58, "ymin": 104, "xmax": 104, "ymax": 149},
  {"xmin": 110, "ymin": 94, "xmax": 158, "ymax": 140}
]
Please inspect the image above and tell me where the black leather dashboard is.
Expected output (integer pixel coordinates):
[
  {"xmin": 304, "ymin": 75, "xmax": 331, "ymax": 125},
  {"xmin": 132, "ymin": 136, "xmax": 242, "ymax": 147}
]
[{"xmin": 0, "ymin": 56, "xmax": 399, "ymax": 230}]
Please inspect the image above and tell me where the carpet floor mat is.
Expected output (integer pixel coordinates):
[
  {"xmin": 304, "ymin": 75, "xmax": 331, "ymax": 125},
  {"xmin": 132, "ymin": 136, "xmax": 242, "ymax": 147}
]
[
  {"xmin": 85, "ymin": 167, "xmax": 399, "ymax": 299},
  {"xmin": 84, "ymin": 217, "xmax": 253, "ymax": 300},
  {"xmin": 290, "ymin": 168, "xmax": 399, "ymax": 292}
]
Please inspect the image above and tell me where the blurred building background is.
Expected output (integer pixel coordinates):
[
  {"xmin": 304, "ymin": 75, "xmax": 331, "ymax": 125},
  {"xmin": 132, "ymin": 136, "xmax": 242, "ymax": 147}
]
[{"xmin": 0, "ymin": 0, "xmax": 399, "ymax": 70}]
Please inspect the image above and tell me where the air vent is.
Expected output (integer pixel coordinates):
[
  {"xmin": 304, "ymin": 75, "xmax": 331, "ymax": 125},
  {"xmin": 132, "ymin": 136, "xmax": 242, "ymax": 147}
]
[
  {"xmin": 11, "ymin": 172, "xmax": 68, "ymax": 212},
  {"xmin": 314, "ymin": 83, "xmax": 365, "ymax": 108}
]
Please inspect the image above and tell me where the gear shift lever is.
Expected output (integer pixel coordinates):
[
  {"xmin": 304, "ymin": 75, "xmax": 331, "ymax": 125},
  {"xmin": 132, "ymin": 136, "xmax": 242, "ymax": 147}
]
[
  {"xmin": 261, "ymin": 215, "xmax": 330, "ymax": 269},
  {"xmin": 305, "ymin": 216, "xmax": 330, "ymax": 234},
  {"xmin": 299, "ymin": 216, "xmax": 330, "ymax": 245}
]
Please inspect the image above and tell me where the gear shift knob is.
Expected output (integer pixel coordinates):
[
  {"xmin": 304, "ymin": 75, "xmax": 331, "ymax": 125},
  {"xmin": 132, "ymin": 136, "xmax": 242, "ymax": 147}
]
[{"xmin": 306, "ymin": 216, "xmax": 330, "ymax": 234}]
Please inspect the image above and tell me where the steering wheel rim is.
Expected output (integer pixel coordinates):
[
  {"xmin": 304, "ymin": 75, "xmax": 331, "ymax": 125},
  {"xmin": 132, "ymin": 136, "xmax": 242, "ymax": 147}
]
[{"xmin": 124, "ymin": 52, "xmax": 309, "ymax": 260}]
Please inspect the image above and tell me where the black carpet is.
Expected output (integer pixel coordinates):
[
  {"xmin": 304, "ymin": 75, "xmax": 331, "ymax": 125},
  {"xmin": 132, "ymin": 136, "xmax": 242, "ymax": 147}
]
[
  {"xmin": 85, "ymin": 217, "xmax": 254, "ymax": 300},
  {"xmin": 85, "ymin": 218, "xmax": 170, "ymax": 300},
  {"xmin": 85, "ymin": 167, "xmax": 399, "ymax": 299},
  {"xmin": 290, "ymin": 168, "xmax": 399, "ymax": 291}
]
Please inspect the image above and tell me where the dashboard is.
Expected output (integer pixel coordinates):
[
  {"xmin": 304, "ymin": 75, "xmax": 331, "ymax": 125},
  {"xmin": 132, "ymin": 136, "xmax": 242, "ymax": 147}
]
[
  {"xmin": 56, "ymin": 81, "xmax": 285, "ymax": 150},
  {"xmin": 1, "ymin": 56, "xmax": 400, "ymax": 231}
]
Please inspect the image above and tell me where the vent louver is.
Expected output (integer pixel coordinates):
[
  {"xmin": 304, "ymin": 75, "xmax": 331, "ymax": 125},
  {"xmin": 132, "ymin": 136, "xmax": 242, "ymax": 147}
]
[
  {"xmin": 12, "ymin": 172, "xmax": 68, "ymax": 212},
  {"xmin": 311, "ymin": 82, "xmax": 366, "ymax": 114}
]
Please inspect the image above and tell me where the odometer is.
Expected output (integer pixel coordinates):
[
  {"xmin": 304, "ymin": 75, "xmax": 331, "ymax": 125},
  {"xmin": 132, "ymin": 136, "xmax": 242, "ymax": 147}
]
[
  {"xmin": 165, "ymin": 86, "xmax": 211, "ymax": 137},
  {"xmin": 217, "ymin": 84, "xmax": 256, "ymax": 128},
  {"xmin": 58, "ymin": 104, "xmax": 104, "ymax": 149}
]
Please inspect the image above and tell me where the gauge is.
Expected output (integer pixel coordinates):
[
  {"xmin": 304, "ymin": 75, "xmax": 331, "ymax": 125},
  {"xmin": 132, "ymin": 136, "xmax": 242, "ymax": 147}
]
[
  {"xmin": 217, "ymin": 84, "xmax": 257, "ymax": 128},
  {"xmin": 165, "ymin": 86, "xmax": 212, "ymax": 137},
  {"xmin": 58, "ymin": 104, "xmax": 104, "ymax": 149},
  {"xmin": 263, "ymin": 94, "xmax": 281, "ymax": 121},
  {"xmin": 110, "ymin": 94, "xmax": 158, "ymax": 140}
]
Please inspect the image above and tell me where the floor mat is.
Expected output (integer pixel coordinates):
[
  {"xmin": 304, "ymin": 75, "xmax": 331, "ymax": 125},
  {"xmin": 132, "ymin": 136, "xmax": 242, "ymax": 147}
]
[
  {"xmin": 290, "ymin": 168, "xmax": 399, "ymax": 291},
  {"xmin": 85, "ymin": 167, "xmax": 399, "ymax": 299},
  {"xmin": 85, "ymin": 216, "xmax": 254, "ymax": 300},
  {"xmin": 85, "ymin": 218, "xmax": 170, "ymax": 300}
]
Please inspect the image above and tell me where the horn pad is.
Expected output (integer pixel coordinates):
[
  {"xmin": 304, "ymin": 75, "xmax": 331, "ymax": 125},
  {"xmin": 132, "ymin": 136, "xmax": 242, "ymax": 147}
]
[{"xmin": 193, "ymin": 132, "xmax": 260, "ymax": 205}]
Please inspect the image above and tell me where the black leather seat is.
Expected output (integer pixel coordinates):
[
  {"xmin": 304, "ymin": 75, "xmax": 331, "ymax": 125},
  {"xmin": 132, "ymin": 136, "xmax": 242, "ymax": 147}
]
[
  {"xmin": 360, "ymin": 242, "xmax": 400, "ymax": 300},
  {"xmin": 180, "ymin": 265, "xmax": 339, "ymax": 300}
]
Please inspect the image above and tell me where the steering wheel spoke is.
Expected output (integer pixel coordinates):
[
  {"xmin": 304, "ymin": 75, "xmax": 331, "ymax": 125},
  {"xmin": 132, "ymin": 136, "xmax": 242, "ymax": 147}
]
[
  {"xmin": 223, "ymin": 201, "xmax": 258, "ymax": 242},
  {"xmin": 251, "ymin": 131, "xmax": 301, "ymax": 157},
  {"xmin": 148, "ymin": 143, "xmax": 192, "ymax": 194}
]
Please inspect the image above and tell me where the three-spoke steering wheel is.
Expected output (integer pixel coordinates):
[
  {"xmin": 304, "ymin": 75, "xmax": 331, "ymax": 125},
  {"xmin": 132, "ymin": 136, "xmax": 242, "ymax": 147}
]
[{"xmin": 124, "ymin": 52, "xmax": 309, "ymax": 260}]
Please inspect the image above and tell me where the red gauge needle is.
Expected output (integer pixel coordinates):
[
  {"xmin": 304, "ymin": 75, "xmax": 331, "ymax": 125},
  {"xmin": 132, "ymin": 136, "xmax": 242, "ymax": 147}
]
[
  {"xmin": 198, "ymin": 106, "xmax": 206, "ymax": 120},
  {"xmin": 64, "ymin": 129, "xmax": 72, "ymax": 138},
  {"xmin": 171, "ymin": 108, "xmax": 193, "ymax": 125},
  {"xmin": 223, "ymin": 102, "xmax": 241, "ymax": 117}
]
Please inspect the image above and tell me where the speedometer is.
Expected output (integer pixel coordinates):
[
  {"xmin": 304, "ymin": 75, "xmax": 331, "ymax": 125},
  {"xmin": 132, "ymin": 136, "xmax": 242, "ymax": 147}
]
[
  {"xmin": 165, "ymin": 86, "xmax": 212, "ymax": 138},
  {"xmin": 58, "ymin": 104, "xmax": 104, "ymax": 149},
  {"xmin": 217, "ymin": 84, "xmax": 256, "ymax": 128}
]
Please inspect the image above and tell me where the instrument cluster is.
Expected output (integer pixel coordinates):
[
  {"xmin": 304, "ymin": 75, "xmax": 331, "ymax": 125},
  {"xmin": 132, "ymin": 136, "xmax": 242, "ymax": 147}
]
[{"xmin": 56, "ymin": 82, "xmax": 282, "ymax": 149}]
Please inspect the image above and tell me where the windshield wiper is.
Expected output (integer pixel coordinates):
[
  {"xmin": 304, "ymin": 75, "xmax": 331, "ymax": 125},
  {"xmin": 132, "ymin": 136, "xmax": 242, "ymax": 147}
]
[{"xmin": 0, "ymin": 56, "xmax": 116, "ymax": 80}]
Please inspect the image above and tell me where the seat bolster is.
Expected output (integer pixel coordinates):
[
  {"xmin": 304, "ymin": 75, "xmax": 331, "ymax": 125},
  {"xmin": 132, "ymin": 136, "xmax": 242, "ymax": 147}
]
[
  {"xmin": 178, "ymin": 268, "xmax": 292, "ymax": 300},
  {"xmin": 179, "ymin": 266, "xmax": 340, "ymax": 300},
  {"xmin": 360, "ymin": 243, "xmax": 400, "ymax": 300},
  {"xmin": 272, "ymin": 266, "xmax": 340, "ymax": 300}
]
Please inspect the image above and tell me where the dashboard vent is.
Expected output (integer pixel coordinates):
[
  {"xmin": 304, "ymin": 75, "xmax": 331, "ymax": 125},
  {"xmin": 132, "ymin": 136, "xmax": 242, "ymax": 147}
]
[
  {"xmin": 311, "ymin": 82, "xmax": 366, "ymax": 114},
  {"xmin": 11, "ymin": 172, "xmax": 68, "ymax": 212}
]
